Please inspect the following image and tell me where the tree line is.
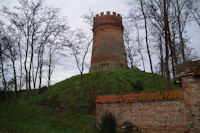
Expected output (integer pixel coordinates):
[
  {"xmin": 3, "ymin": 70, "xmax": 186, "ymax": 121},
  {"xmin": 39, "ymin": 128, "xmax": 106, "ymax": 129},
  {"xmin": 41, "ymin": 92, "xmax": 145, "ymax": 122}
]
[
  {"xmin": 124, "ymin": 0, "xmax": 200, "ymax": 89},
  {"xmin": 0, "ymin": 0, "xmax": 92, "ymax": 102}
]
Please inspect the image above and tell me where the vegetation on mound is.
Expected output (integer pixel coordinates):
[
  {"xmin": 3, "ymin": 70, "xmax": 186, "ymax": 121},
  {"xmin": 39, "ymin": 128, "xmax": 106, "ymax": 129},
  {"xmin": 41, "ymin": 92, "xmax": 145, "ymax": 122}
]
[{"xmin": 0, "ymin": 69, "xmax": 179, "ymax": 133}]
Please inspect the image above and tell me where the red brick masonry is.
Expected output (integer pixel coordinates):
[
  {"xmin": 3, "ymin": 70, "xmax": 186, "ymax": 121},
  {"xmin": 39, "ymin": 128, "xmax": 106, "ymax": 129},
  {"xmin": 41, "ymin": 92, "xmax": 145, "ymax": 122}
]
[
  {"xmin": 90, "ymin": 12, "xmax": 127, "ymax": 72},
  {"xmin": 96, "ymin": 89, "xmax": 183, "ymax": 103},
  {"xmin": 96, "ymin": 90, "xmax": 186, "ymax": 133},
  {"xmin": 96, "ymin": 60, "xmax": 200, "ymax": 133}
]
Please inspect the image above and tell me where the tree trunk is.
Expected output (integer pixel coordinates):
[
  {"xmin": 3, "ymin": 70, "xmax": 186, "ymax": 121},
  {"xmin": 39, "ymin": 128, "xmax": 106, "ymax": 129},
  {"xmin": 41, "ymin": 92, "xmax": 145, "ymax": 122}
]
[
  {"xmin": 24, "ymin": 40, "xmax": 30, "ymax": 98},
  {"xmin": 171, "ymin": 28, "xmax": 178, "ymax": 65},
  {"xmin": 17, "ymin": 39, "xmax": 23, "ymax": 91},
  {"xmin": 0, "ymin": 53, "xmax": 8, "ymax": 101},
  {"xmin": 164, "ymin": 0, "xmax": 171, "ymax": 90},
  {"xmin": 39, "ymin": 46, "xmax": 44, "ymax": 89},
  {"xmin": 136, "ymin": 24, "xmax": 145, "ymax": 72},
  {"xmin": 126, "ymin": 44, "xmax": 134, "ymax": 68},
  {"xmin": 166, "ymin": 19, "xmax": 176, "ymax": 79},
  {"xmin": 140, "ymin": 0, "xmax": 154, "ymax": 84},
  {"xmin": 176, "ymin": 0, "xmax": 185, "ymax": 63},
  {"xmin": 178, "ymin": 18, "xmax": 185, "ymax": 63},
  {"xmin": 158, "ymin": 35, "xmax": 164, "ymax": 77},
  {"xmin": 28, "ymin": 45, "xmax": 34, "ymax": 91},
  {"xmin": 47, "ymin": 52, "xmax": 52, "ymax": 87},
  {"xmin": 11, "ymin": 60, "xmax": 18, "ymax": 103},
  {"xmin": 33, "ymin": 48, "xmax": 41, "ymax": 90},
  {"xmin": 139, "ymin": 50, "xmax": 145, "ymax": 72}
]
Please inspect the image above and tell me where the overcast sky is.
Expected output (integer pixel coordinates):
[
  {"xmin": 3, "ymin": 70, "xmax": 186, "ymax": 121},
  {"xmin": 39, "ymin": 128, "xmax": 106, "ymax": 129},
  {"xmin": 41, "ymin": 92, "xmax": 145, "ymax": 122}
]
[{"xmin": 1, "ymin": 0, "xmax": 200, "ymax": 85}]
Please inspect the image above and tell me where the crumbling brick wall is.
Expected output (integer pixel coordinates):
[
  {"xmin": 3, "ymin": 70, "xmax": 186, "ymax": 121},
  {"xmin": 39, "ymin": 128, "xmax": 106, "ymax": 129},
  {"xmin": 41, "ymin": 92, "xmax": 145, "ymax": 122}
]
[
  {"xmin": 182, "ymin": 76, "xmax": 200, "ymax": 133},
  {"xmin": 96, "ymin": 90, "xmax": 187, "ymax": 132},
  {"xmin": 95, "ymin": 60, "xmax": 200, "ymax": 133}
]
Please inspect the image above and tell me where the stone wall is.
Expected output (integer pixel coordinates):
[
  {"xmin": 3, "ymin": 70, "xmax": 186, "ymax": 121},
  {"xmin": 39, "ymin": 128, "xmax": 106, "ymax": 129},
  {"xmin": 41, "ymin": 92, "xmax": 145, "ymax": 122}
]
[{"xmin": 95, "ymin": 60, "xmax": 200, "ymax": 133}]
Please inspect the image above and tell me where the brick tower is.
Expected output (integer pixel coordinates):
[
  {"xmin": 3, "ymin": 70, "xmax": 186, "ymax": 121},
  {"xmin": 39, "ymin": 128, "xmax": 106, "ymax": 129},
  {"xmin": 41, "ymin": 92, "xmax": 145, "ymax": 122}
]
[{"xmin": 89, "ymin": 11, "xmax": 127, "ymax": 72}]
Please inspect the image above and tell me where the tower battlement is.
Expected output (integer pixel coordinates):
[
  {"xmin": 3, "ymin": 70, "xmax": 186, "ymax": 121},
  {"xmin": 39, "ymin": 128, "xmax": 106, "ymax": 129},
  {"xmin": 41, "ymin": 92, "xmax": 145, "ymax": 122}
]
[
  {"xmin": 94, "ymin": 11, "xmax": 122, "ymax": 18},
  {"xmin": 93, "ymin": 11, "xmax": 123, "ymax": 32}
]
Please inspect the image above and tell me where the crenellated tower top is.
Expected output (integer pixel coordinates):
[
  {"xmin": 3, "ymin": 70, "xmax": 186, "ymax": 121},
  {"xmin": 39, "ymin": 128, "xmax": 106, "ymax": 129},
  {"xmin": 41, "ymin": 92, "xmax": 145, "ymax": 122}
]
[
  {"xmin": 94, "ymin": 11, "xmax": 122, "ymax": 18},
  {"xmin": 93, "ymin": 11, "xmax": 123, "ymax": 32}
]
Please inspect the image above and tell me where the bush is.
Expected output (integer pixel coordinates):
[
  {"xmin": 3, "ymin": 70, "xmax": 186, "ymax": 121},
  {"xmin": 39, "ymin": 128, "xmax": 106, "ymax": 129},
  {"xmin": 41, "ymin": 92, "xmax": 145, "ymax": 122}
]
[
  {"xmin": 99, "ymin": 112, "xmax": 116, "ymax": 133},
  {"xmin": 131, "ymin": 81, "xmax": 144, "ymax": 92},
  {"xmin": 38, "ymin": 86, "xmax": 48, "ymax": 94}
]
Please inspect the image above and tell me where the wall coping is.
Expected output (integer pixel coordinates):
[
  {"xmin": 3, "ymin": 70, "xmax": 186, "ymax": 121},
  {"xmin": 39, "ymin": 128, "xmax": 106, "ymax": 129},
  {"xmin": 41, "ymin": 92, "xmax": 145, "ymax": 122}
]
[
  {"xmin": 175, "ymin": 60, "xmax": 200, "ymax": 79},
  {"xmin": 96, "ymin": 89, "xmax": 183, "ymax": 103}
]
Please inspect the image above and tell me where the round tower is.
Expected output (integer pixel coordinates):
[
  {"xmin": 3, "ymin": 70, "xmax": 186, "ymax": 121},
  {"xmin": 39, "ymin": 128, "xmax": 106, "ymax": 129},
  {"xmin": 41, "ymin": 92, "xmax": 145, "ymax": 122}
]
[{"xmin": 89, "ymin": 11, "xmax": 127, "ymax": 72}]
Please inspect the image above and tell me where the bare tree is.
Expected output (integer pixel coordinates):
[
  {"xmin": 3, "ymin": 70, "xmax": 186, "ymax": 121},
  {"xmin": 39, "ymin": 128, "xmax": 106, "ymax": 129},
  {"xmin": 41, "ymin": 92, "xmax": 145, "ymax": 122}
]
[
  {"xmin": 127, "ymin": 0, "xmax": 197, "ymax": 88},
  {"xmin": 172, "ymin": 0, "xmax": 192, "ymax": 63},
  {"xmin": 46, "ymin": 44, "xmax": 57, "ymax": 87},
  {"xmin": 0, "ymin": 35, "xmax": 8, "ymax": 100},
  {"xmin": 65, "ymin": 9, "xmax": 94, "ymax": 79},
  {"xmin": 46, "ymin": 28, "xmax": 67, "ymax": 87},
  {"xmin": 145, "ymin": 0, "xmax": 172, "ymax": 79},
  {"xmin": 123, "ymin": 21, "xmax": 138, "ymax": 68},
  {"xmin": 5, "ymin": 28, "xmax": 19, "ymax": 102},
  {"xmin": 1, "ymin": 0, "xmax": 68, "ymax": 97},
  {"xmin": 65, "ymin": 29, "xmax": 92, "ymax": 78},
  {"xmin": 82, "ymin": 8, "xmax": 95, "ymax": 27},
  {"xmin": 35, "ymin": 7, "xmax": 67, "ymax": 89},
  {"xmin": 191, "ymin": 0, "xmax": 200, "ymax": 27},
  {"xmin": 147, "ymin": 0, "xmax": 183, "ymax": 80},
  {"xmin": 132, "ymin": 16, "xmax": 146, "ymax": 71},
  {"xmin": 139, "ymin": 0, "xmax": 154, "ymax": 85},
  {"xmin": 150, "ymin": 29, "xmax": 165, "ymax": 77},
  {"xmin": 16, "ymin": 33, "xmax": 23, "ymax": 91},
  {"xmin": 126, "ymin": 1, "xmax": 148, "ymax": 71},
  {"xmin": 0, "ymin": 24, "xmax": 24, "ymax": 103},
  {"xmin": 123, "ymin": 19, "xmax": 145, "ymax": 70},
  {"xmin": 158, "ymin": 34, "xmax": 164, "ymax": 77},
  {"xmin": 2, "ymin": 0, "xmax": 43, "ymax": 93},
  {"xmin": 163, "ymin": 0, "xmax": 171, "ymax": 89}
]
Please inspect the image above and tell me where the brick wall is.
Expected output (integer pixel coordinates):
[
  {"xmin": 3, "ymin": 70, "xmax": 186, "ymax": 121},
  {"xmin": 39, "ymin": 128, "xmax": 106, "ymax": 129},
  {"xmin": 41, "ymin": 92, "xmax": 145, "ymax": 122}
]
[
  {"xmin": 96, "ymin": 91, "xmax": 187, "ymax": 132},
  {"xmin": 182, "ymin": 76, "xmax": 200, "ymax": 132},
  {"xmin": 95, "ymin": 60, "xmax": 200, "ymax": 133}
]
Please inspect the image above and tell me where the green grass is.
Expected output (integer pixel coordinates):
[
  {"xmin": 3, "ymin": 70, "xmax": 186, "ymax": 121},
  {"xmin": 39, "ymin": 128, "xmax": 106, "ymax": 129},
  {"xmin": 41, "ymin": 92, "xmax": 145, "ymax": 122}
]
[{"xmin": 0, "ymin": 69, "xmax": 179, "ymax": 133}]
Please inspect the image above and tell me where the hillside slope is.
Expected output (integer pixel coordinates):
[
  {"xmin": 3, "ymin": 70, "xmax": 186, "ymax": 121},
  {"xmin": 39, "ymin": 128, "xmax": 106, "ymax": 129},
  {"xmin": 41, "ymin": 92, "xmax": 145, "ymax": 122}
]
[{"xmin": 0, "ymin": 69, "xmax": 179, "ymax": 133}]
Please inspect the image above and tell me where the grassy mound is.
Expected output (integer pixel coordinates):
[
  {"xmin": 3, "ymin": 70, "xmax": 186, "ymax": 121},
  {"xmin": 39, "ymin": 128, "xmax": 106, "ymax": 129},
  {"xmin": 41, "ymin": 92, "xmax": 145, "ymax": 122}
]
[{"xmin": 0, "ymin": 69, "xmax": 179, "ymax": 133}]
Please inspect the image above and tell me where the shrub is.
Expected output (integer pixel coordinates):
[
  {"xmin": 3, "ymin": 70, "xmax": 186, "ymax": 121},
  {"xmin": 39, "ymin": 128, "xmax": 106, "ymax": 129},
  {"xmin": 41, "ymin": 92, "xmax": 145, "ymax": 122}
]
[
  {"xmin": 131, "ymin": 81, "xmax": 144, "ymax": 92},
  {"xmin": 99, "ymin": 112, "xmax": 116, "ymax": 133},
  {"xmin": 38, "ymin": 86, "xmax": 48, "ymax": 94}
]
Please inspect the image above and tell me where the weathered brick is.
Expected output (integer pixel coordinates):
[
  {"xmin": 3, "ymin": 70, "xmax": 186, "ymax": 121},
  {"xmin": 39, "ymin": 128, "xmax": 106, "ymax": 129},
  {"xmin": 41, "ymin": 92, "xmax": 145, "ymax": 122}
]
[
  {"xmin": 89, "ymin": 12, "xmax": 127, "ymax": 72},
  {"xmin": 96, "ymin": 61, "xmax": 200, "ymax": 132}
]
